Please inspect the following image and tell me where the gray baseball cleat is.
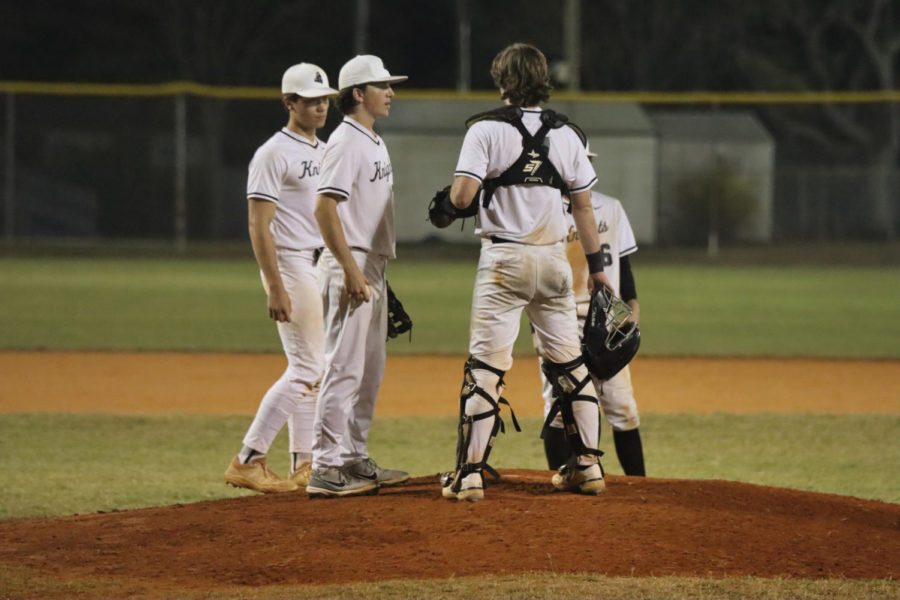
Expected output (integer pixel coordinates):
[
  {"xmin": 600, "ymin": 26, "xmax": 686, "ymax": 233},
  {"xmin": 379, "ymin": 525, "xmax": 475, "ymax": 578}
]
[
  {"xmin": 306, "ymin": 466, "xmax": 379, "ymax": 498},
  {"xmin": 346, "ymin": 457, "xmax": 410, "ymax": 486}
]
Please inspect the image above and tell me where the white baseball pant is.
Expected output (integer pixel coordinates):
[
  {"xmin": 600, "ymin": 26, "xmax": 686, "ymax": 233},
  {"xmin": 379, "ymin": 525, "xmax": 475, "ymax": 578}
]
[
  {"xmin": 312, "ymin": 248, "xmax": 388, "ymax": 469},
  {"xmin": 465, "ymin": 239, "xmax": 600, "ymax": 467},
  {"xmin": 243, "ymin": 248, "xmax": 324, "ymax": 457}
]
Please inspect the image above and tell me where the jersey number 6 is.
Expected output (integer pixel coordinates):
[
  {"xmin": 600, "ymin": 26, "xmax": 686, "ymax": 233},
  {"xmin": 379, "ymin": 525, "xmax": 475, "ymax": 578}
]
[{"xmin": 601, "ymin": 243, "xmax": 613, "ymax": 267}]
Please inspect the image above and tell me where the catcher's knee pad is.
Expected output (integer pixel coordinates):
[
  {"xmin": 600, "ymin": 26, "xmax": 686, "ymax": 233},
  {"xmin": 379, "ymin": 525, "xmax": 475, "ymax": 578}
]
[
  {"xmin": 540, "ymin": 356, "xmax": 602, "ymax": 463},
  {"xmin": 448, "ymin": 357, "xmax": 520, "ymax": 492}
]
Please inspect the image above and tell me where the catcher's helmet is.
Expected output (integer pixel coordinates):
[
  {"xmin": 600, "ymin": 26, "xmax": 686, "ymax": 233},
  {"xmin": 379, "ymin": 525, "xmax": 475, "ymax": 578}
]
[{"xmin": 581, "ymin": 286, "xmax": 641, "ymax": 380}]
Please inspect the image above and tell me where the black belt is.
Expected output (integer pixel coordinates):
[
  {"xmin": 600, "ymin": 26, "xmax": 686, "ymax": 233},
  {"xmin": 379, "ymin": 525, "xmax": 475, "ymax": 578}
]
[
  {"xmin": 490, "ymin": 236, "xmax": 517, "ymax": 244},
  {"xmin": 489, "ymin": 236, "xmax": 565, "ymax": 246},
  {"xmin": 313, "ymin": 246, "xmax": 366, "ymax": 265}
]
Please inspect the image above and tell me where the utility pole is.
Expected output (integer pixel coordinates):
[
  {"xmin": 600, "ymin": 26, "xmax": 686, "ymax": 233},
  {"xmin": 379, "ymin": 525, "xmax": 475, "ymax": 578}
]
[
  {"xmin": 355, "ymin": 0, "xmax": 369, "ymax": 55},
  {"xmin": 563, "ymin": 0, "xmax": 581, "ymax": 91}
]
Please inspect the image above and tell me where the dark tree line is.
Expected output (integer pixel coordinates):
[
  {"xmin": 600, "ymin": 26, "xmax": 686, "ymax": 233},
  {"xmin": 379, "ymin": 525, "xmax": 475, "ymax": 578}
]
[
  {"xmin": 3, "ymin": 0, "xmax": 896, "ymax": 159},
  {"xmin": 2, "ymin": 0, "xmax": 896, "ymax": 236}
]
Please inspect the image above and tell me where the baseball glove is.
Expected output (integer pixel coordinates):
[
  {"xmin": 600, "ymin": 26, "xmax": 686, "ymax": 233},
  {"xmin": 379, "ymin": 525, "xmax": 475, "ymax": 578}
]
[
  {"xmin": 386, "ymin": 281, "xmax": 412, "ymax": 341},
  {"xmin": 427, "ymin": 185, "xmax": 478, "ymax": 229}
]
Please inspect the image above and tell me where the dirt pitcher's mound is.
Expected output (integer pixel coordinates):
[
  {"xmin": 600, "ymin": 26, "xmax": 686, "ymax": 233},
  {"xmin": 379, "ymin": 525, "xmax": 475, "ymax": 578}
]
[{"xmin": 1, "ymin": 471, "xmax": 897, "ymax": 595}]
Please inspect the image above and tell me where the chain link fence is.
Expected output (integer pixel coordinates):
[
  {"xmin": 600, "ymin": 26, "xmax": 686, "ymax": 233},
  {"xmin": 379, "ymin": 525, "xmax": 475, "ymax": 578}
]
[{"xmin": 1, "ymin": 84, "xmax": 897, "ymax": 247}]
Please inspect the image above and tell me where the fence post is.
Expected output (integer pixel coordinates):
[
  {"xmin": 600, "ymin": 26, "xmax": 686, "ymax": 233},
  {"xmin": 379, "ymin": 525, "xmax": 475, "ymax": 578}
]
[
  {"xmin": 456, "ymin": 0, "xmax": 471, "ymax": 93},
  {"xmin": 563, "ymin": 0, "xmax": 581, "ymax": 91},
  {"xmin": 174, "ymin": 93, "xmax": 188, "ymax": 253},
  {"xmin": 3, "ymin": 92, "xmax": 14, "ymax": 244}
]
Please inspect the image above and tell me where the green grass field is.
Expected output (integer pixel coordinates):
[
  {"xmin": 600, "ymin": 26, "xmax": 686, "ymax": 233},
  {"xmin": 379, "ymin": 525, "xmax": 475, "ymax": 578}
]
[
  {"xmin": 3, "ymin": 568, "xmax": 895, "ymax": 600},
  {"xmin": 1, "ymin": 412, "xmax": 897, "ymax": 521},
  {"xmin": 1, "ymin": 244, "xmax": 898, "ymax": 599},
  {"xmin": 1, "ymin": 250, "xmax": 899, "ymax": 357}
]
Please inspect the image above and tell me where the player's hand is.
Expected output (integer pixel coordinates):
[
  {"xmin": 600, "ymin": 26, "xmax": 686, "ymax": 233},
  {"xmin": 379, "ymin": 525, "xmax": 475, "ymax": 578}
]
[
  {"xmin": 267, "ymin": 286, "xmax": 292, "ymax": 322},
  {"xmin": 626, "ymin": 300, "xmax": 640, "ymax": 324},
  {"xmin": 587, "ymin": 272, "xmax": 613, "ymax": 296},
  {"xmin": 344, "ymin": 267, "xmax": 371, "ymax": 304}
]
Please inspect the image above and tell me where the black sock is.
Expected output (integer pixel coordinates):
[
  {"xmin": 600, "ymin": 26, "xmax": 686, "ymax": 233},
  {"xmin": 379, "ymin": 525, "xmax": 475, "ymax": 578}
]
[
  {"xmin": 239, "ymin": 447, "xmax": 263, "ymax": 464},
  {"xmin": 543, "ymin": 427, "xmax": 573, "ymax": 470},
  {"xmin": 613, "ymin": 428, "xmax": 645, "ymax": 476}
]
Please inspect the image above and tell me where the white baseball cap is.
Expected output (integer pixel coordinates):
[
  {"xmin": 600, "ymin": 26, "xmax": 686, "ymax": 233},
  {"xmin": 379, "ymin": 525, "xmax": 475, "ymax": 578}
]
[
  {"xmin": 281, "ymin": 63, "xmax": 338, "ymax": 98},
  {"xmin": 338, "ymin": 55, "xmax": 408, "ymax": 90}
]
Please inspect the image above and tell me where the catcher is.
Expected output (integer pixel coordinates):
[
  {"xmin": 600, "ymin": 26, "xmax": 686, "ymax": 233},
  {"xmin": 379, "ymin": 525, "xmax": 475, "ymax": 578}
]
[{"xmin": 432, "ymin": 43, "xmax": 612, "ymax": 502}]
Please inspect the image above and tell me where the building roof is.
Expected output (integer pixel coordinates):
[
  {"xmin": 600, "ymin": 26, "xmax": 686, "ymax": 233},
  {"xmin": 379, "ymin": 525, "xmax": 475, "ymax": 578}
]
[{"xmin": 650, "ymin": 111, "xmax": 773, "ymax": 143}]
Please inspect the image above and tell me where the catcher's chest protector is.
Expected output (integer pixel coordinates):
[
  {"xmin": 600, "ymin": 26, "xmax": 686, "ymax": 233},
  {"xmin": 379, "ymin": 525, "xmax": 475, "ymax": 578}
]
[{"xmin": 467, "ymin": 106, "xmax": 584, "ymax": 209}]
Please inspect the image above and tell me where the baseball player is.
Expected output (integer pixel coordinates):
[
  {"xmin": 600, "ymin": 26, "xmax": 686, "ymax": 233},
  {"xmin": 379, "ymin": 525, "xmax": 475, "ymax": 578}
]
[
  {"xmin": 538, "ymin": 148, "xmax": 646, "ymax": 476},
  {"xmin": 438, "ymin": 43, "xmax": 613, "ymax": 502},
  {"xmin": 306, "ymin": 55, "xmax": 410, "ymax": 498},
  {"xmin": 224, "ymin": 63, "xmax": 338, "ymax": 494}
]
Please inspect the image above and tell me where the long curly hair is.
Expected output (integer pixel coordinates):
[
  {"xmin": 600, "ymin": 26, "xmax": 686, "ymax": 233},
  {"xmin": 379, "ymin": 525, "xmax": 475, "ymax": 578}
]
[{"xmin": 490, "ymin": 43, "xmax": 552, "ymax": 107}]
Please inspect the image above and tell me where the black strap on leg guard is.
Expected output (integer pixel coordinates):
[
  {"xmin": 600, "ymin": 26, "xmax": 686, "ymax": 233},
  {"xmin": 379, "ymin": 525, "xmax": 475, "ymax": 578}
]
[
  {"xmin": 540, "ymin": 356, "xmax": 603, "ymax": 463},
  {"xmin": 462, "ymin": 356, "xmax": 521, "ymax": 435},
  {"xmin": 449, "ymin": 357, "xmax": 521, "ymax": 492}
]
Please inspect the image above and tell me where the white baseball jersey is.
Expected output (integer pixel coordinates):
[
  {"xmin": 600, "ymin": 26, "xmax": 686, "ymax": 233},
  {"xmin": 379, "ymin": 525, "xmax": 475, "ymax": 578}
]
[
  {"xmin": 542, "ymin": 190, "xmax": 641, "ymax": 432},
  {"xmin": 565, "ymin": 191, "xmax": 638, "ymax": 315},
  {"xmin": 317, "ymin": 118, "xmax": 396, "ymax": 259},
  {"xmin": 242, "ymin": 127, "xmax": 328, "ymax": 460},
  {"xmin": 247, "ymin": 128, "xmax": 326, "ymax": 251},
  {"xmin": 457, "ymin": 107, "xmax": 602, "ymax": 476},
  {"xmin": 455, "ymin": 108, "xmax": 597, "ymax": 245}
]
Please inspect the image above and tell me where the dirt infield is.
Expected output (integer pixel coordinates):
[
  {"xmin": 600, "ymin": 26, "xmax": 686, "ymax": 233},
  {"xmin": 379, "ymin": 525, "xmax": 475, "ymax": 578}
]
[
  {"xmin": 0, "ymin": 471, "xmax": 898, "ymax": 597},
  {"xmin": 1, "ymin": 352, "xmax": 898, "ymax": 597},
  {"xmin": 2, "ymin": 351, "xmax": 898, "ymax": 415}
]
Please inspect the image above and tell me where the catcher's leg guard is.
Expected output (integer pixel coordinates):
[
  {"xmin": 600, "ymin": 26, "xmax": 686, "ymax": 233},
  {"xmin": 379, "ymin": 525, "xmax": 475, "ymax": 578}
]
[
  {"xmin": 541, "ymin": 357, "xmax": 605, "ymax": 495},
  {"xmin": 442, "ymin": 357, "xmax": 519, "ymax": 501}
]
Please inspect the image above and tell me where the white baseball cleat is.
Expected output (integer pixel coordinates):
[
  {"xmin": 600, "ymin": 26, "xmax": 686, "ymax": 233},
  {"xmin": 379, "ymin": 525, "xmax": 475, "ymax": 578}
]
[
  {"xmin": 552, "ymin": 462, "xmax": 606, "ymax": 495},
  {"xmin": 441, "ymin": 471, "xmax": 484, "ymax": 502}
]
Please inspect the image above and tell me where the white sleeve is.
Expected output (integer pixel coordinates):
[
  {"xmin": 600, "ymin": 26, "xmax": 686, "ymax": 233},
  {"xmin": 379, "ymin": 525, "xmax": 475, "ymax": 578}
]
[
  {"xmin": 246, "ymin": 144, "xmax": 283, "ymax": 203},
  {"xmin": 566, "ymin": 129, "xmax": 597, "ymax": 193},
  {"xmin": 454, "ymin": 124, "xmax": 490, "ymax": 183},
  {"xmin": 616, "ymin": 200, "xmax": 638, "ymax": 257},
  {"xmin": 317, "ymin": 133, "xmax": 357, "ymax": 201}
]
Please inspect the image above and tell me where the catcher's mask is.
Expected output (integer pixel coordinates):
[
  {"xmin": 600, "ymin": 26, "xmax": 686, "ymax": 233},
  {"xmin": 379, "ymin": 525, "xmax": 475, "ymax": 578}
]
[{"xmin": 581, "ymin": 286, "xmax": 641, "ymax": 380}]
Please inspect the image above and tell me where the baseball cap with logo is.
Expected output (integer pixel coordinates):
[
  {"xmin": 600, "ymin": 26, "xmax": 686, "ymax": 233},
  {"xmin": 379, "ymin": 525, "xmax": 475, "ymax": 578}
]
[
  {"xmin": 338, "ymin": 55, "xmax": 408, "ymax": 90},
  {"xmin": 281, "ymin": 63, "xmax": 338, "ymax": 98}
]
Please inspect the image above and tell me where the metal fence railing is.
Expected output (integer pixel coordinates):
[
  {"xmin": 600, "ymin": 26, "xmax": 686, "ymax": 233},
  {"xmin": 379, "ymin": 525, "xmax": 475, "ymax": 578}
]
[{"xmin": 2, "ymin": 82, "xmax": 898, "ymax": 247}]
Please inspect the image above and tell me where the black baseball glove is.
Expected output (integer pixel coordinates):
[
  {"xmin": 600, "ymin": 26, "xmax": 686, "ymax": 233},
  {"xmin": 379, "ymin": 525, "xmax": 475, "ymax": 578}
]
[
  {"xmin": 427, "ymin": 184, "xmax": 478, "ymax": 229},
  {"xmin": 386, "ymin": 281, "xmax": 412, "ymax": 341}
]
